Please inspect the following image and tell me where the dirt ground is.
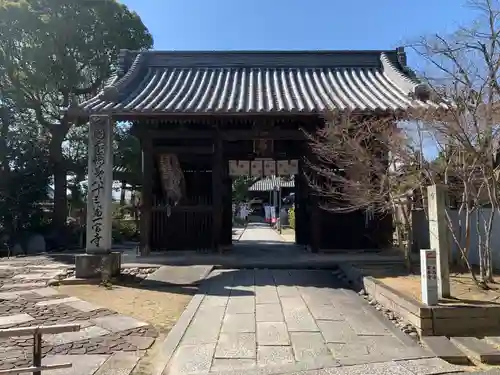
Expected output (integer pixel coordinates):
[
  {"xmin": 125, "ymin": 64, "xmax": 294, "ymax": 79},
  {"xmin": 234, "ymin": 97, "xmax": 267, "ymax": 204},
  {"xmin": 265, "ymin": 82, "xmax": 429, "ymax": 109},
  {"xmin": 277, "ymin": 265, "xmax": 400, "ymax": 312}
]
[
  {"xmin": 57, "ymin": 284, "xmax": 195, "ymax": 332},
  {"xmin": 379, "ymin": 272, "xmax": 500, "ymax": 305}
]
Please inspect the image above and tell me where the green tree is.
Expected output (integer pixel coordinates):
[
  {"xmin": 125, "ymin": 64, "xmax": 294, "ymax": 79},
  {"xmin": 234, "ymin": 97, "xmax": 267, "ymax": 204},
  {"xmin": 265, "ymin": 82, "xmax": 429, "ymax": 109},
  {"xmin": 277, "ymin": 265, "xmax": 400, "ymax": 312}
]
[
  {"xmin": 114, "ymin": 122, "xmax": 141, "ymax": 205},
  {"xmin": 232, "ymin": 176, "xmax": 256, "ymax": 203},
  {"xmin": 0, "ymin": 0, "xmax": 153, "ymax": 230}
]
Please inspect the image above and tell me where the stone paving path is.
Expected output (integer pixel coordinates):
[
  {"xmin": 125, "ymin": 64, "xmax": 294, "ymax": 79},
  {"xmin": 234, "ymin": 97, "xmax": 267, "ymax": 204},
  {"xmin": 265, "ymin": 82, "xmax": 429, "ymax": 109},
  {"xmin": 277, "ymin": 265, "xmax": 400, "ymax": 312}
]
[
  {"xmin": 238, "ymin": 223, "xmax": 285, "ymax": 243},
  {"xmin": 162, "ymin": 268, "xmax": 467, "ymax": 375},
  {"xmin": 0, "ymin": 256, "xmax": 157, "ymax": 374},
  {"xmin": 159, "ymin": 225, "xmax": 470, "ymax": 375}
]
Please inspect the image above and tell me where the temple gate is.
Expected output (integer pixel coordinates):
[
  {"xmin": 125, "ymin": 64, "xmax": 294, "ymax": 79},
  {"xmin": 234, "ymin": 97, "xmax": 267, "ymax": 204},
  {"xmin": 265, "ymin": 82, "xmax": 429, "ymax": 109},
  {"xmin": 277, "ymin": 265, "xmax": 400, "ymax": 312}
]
[{"xmin": 70, "ymin": 48, "xmax": 432, "ymax": 256}]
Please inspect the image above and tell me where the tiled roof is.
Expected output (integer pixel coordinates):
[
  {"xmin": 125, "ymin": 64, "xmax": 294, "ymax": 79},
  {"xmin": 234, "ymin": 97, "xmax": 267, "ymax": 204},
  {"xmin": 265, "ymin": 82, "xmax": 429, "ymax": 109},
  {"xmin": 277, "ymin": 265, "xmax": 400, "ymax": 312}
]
[
  {"xmin": 78, "ymin": 49, "xmax": 441, "ymax": 115},
  {"xmin": 249, "ymin": 176, "xmax": 295, "ymax": 192}
]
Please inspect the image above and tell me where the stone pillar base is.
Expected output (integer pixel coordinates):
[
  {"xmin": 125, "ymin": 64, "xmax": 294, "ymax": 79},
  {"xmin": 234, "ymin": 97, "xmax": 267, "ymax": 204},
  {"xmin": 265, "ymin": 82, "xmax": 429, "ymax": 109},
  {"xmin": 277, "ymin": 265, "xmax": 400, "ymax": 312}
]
[{"xmin": 75, "ymin": 252, "xmax": 121, "ymax": 279}]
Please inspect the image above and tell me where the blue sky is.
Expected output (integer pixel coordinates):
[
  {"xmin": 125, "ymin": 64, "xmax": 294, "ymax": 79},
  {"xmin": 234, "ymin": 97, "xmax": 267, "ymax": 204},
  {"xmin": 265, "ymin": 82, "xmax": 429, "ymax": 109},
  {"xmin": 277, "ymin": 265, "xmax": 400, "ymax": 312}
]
[{"xmin": 120, "ymin": 0, "xmax": 476, "ymax": 69}]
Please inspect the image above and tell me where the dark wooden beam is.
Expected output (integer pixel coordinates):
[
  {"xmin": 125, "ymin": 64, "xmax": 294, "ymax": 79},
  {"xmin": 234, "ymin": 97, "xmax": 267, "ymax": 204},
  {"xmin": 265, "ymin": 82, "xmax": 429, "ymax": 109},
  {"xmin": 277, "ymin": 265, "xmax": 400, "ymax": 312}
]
[
  {"xmin": 147, "ymin": 129, "xmax": 306, "ymax": 141},
  {"xmin": 140, "ymin": 133, "xmax": 153, "ymax": 256},
  {"xmin": 153, "ymin": 146, "xmax": 214, "ymax": 154},
  {"xmin": 212, "ymin": 132, "xmax": 223, "ymax": 251}
]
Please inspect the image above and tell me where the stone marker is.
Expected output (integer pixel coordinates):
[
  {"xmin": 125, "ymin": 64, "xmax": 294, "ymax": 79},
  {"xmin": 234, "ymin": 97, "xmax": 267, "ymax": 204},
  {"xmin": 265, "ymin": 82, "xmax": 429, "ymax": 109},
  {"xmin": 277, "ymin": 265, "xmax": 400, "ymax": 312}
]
[
  {"xmin": 421, "ymin": 336, "xmax": 470, "ymax": 365},
  {"xmin": 427, "ymin": 184, "xmax": 451, "ymax": 298},
  {"xmin": 420, "ymin": 249, "xmax": 439, "ymax": 306},
  {"xmin": 451, "ymin": 337, "xmax": 500, "ymax": 364}
]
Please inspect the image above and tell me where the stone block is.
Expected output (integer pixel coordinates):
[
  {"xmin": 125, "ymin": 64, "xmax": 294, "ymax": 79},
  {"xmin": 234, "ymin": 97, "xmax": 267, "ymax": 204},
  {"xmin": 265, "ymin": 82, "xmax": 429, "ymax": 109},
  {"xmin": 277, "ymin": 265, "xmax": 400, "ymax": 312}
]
[
  {"xmin": 42, "ymin": 354, "xmax": 109, "ymax": 375},
  {"xmin": 257, "ymin": 322, "xmax": 290, "ymax": 346},
  {"xmin": 421, "ymin": 336, "xmax": 470, "ymax": 365},
  {"xmin": 257, "ymin": 346, "xmax": 294, "ymax": 366},
  {"xmin": 221, "ymin": 313, "xmax": 256, "ymax": 333},
  {"xmin": 92, "ymin": 315, "xmax": 148, "ymax": 333},
  {"xmin": 66, "ymin": 300, "xmax": 102, "ymax": 312},
  {"xmin": 317, "ymin": 320, "xmax": 357, "ymax": 343},
  {"xmin": 43, "ymin": 326, "xmax": 110, "ymax": 345},
  {"xmin": 215, "ymin": 333, "xmax": 256, "ymax": 359},
  {"xmin": 255, "ymin": 286, "xmax": 280, "ymax": 304},
  {"xmin": 36, "ymin": 297, "xmax": 80, "ymax": 307},
  {"xmin": 0, "ymin": 313, "xmax": 34, "ymax": 327},
  {"xmin": 181, "ymin": 306, "xmax": 225, "ymax": 345},
  {"xmin": 167, "ymin": 343, "xmax": 216, "ymax": 375},
  {"xmin": 1, "ymin": 282, "xmax": 45, "ymax": 290},
  {"xmin": 332, "ymin": 361, "xmax": 427, "ymax": 375},
  {"xmin": 396, "ymin": 357, "xmax": 466, "ymax": 375},
  {"xmin": 75, "ymin": 252, "xmax": 121, "ymax": 279},
  {"xmin": 290, "ymin": 332, "xmax": 330, "ymax": 362},
  {"xmin": 451, "ymin": 337, "xmax": 500, "ymax": 364},
  {"xmin": 256, "ymin": 304, "xmax": 284, "ymax": 322},
  {"xmin": 33, "ymin": 287, "xmax": 59, "ymax": 297},
  {"xmin": 210, "ymin": 359, "xmax": 256, "ymax": 372},
  {"xmin": 307, "ymin": 304, "xmax": 344, "ymax": 321},
  {"xmin": 226, "ymin": 296, "xmax": 255, "ymax": 314},
  {"xmin": 94, "ymin": 352, "xmax": 140, "ymax": 375},
  {"xmin": 281, "ymin": 297, "xmax": 319, "ymax": 332}
]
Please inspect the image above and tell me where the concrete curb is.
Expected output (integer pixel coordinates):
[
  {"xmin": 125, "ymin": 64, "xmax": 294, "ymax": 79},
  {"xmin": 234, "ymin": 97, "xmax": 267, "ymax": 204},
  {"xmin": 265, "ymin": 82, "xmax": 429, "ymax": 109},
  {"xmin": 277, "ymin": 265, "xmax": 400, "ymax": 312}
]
[{"xmin": 152, "ymin": 292, "xmax": 205, "ymax": 375}]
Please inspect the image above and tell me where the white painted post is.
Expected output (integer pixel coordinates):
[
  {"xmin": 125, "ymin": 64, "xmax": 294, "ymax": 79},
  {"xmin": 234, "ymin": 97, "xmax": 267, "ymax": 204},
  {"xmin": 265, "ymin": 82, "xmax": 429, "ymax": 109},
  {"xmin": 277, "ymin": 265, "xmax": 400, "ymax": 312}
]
[
  {"xmin": 427, "ymin": 184, "xmax": 451, "ymax": 298},
  {"xmin": 86, "ymin": 115, "xmax": 113, "ymax": 254},
  {"xmin": 420, "ymin": 249, "xmax": 439, "ymax": 305}
]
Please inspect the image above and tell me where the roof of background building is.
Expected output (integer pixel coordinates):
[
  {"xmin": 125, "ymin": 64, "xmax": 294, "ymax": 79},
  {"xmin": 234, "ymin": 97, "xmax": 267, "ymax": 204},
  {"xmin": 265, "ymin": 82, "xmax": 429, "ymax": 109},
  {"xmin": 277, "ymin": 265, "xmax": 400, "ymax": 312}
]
[{"xmin": 249, "ymin": 176, "xmax": 295, "ymax": 191}]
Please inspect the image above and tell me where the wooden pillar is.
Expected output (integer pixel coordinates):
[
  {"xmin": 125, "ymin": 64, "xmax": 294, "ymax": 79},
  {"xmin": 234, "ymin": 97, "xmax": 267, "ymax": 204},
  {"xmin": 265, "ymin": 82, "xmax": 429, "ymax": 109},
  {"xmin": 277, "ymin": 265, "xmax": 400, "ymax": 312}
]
[
  {"xmin": 311, "ymin": 196, "xmax": 321, "ymax": 253},
  {"xmin": 212, "ymin": 132, "xmax": 223, "ymax": 251},
  {"xmin": 140, "ymin": 133, "xmax": 153, "ymax": 256}
]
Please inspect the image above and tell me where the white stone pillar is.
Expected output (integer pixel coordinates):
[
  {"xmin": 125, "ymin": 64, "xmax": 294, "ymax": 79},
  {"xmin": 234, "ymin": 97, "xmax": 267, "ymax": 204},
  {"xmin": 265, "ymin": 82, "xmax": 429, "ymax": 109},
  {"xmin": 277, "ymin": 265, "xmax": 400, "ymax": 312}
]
[
  {"xmin": 427, "ymin": 184, "xmax": 451, "ymax": 298},
  {"xmin": 86, "ymin": 115, "xmax": 113, "ymax": 254},
  {"xmin": 420, "ymin": 249, "xmax": 438, "ymax": 305}
]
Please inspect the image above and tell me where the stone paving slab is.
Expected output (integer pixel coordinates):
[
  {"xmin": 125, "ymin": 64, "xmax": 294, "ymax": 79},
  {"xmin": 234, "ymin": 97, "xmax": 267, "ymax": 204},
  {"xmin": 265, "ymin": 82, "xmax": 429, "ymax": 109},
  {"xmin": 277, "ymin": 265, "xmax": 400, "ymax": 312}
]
[
  {"xmin": 66, "ymin": 300, "xmax": 102, "ymax": 312},
  {"xmin": 42, "ymin": 354, "xmax": 110, "ymax": 375},
  {"xmin": 166, "ymin": 343, "xmax": 216, "ymax": 375},
  {"xmin": 395, "ymin": 357, "xmax": 465, "ymax": 375},
  {"xmin": 421, "ymin": 336, "xmax": 470, "ymax": 365},
  {"xmin": 142, "ymin": 265, "xmax": 213, "ymax": 286},
  {"xmin": 162, "ymin": 265, "xmax": 445, "ymax": 375},
  {"xmin": 215, "ymin": 333, "xmax": 257, "ymax": 359},
  {"xmin": 451, "ymin": 337, "xmax": 500, "ymax": 364},
  {"xmin": 1, "ymin": 282, "xmax": 46, "ymax": 289},
  {"xmin": 0, "ymin": 256, "xmax": 159, "ymax": 375},
  {"xmin": 43, "ymin": 326, "xmax": 110, "ymax": 345},
  {"xmin": 36, "ymin": 296, "xmax": 81, "ymax": 306},
  {"xmin": 257, "ymin": 346, "xmax": 295, "ymax": 367},
  {"xmin": 257, "ymin": 322, "xmax": 290, "ymax": 346},
  {"xmin": 92, "ymin": 315, "xmax": 149, "ymax": 332},
  {"xmin": 94, "ymin": 352, "xmax": 140, "ymax": 375},
  {"xmin": 0, "ymin": 312, "xmax": 34, "ymax": 327},
  {"xmin": 33, "ymin": 287, "xmax": 60, "ymax": 297}
]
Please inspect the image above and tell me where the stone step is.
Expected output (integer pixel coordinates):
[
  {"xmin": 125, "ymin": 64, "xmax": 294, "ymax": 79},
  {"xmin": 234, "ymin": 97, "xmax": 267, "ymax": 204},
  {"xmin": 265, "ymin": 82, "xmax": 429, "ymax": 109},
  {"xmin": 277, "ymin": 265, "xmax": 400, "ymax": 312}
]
[
  {"xmin": 484, "ymin": 336, "xmax": 500, "ymax": 347},
  {"xmin": 450, "ymin": 337, "xmax": 500, "ymax": 364},
  {"xmin": 421, "ymin": 336, "xmax": 470, "ymax": 365}
]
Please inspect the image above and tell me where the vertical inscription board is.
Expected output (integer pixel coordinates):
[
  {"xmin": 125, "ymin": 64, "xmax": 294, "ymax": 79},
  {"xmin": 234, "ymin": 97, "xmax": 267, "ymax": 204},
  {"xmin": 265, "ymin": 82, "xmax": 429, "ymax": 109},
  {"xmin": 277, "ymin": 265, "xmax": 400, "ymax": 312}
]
[{"xmin": 86, "ymin": 115, "xmax": 113, "ymax": 253}]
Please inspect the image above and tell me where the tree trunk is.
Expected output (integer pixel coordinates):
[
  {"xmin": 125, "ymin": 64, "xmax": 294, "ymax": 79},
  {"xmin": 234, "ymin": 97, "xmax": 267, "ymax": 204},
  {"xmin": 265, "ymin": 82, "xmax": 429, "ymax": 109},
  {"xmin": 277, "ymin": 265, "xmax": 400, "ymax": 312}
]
[
  {"xmin": 120, "ymin": 181, "xmax": 126, "ymax": 206},
  {"xmin": 50, "ymin": 131, "xmax": 67, "ymax": 231}
]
